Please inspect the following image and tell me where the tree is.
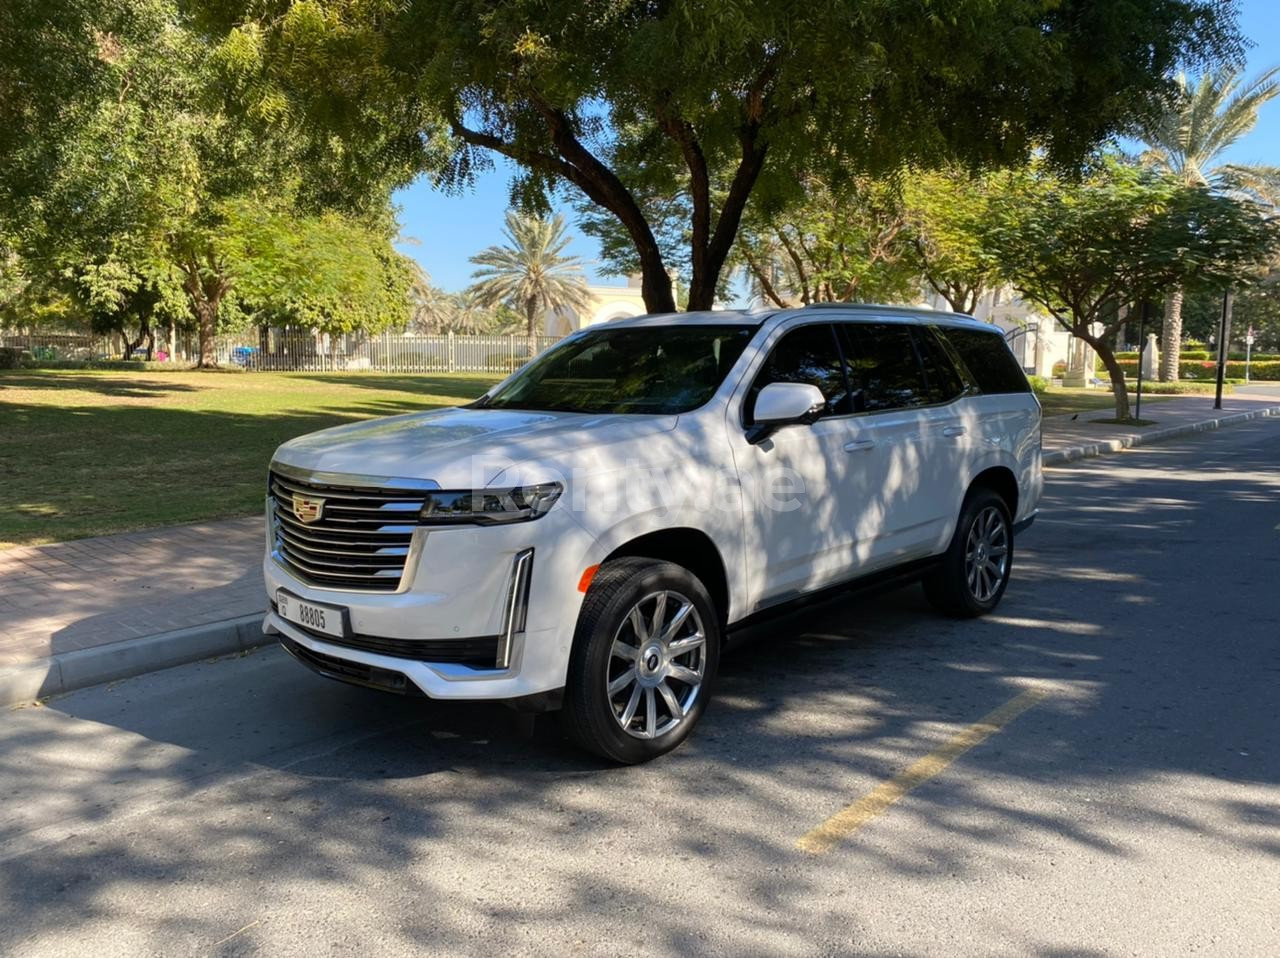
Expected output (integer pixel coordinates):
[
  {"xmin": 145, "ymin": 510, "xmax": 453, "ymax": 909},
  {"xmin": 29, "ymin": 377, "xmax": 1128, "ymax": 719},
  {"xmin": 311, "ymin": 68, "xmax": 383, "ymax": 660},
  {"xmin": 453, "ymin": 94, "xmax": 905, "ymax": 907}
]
[
  {"xmin": 988, "ymin": 161, "xmax": 1280, "ymax": 422},
  {"xmin": 0, "ymin": 0, "xmax": 407, "ymax": 365},
  {"xmin": 468, "ymin": 213, "xmax": 591, "ymax": 339},
  {"xmin": 196, "ymin": 0, "xmax": 1243, "ymax": 313},
  {"xmin": 734, "ymin": 176, "xmax": 918, "ymax": 307},
  {"xmin": 408, "ymin": 269, "xmax": 514, "ymax": 334},
  {"xmin": 76, "ymin": 260, "xmax": 186, "ymax": 360},
  {"xmin": 1135, "ymin": 65, "xmax": 1280, "ymax": 379},
  {"xmin": 903, "ymin": 169, "xmax": 1008, "ymax": 313},
  {"xmin": 219, "ymin": 200, "xmax": 414, "ymax": 337}
]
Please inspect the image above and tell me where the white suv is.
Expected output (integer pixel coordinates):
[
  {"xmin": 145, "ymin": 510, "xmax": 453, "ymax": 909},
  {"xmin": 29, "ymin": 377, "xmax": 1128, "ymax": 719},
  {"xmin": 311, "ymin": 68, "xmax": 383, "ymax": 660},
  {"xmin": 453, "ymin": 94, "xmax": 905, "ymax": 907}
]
[{"xmin": 264, "ymin": 305, "xmax": 1042, "ymax": 762}]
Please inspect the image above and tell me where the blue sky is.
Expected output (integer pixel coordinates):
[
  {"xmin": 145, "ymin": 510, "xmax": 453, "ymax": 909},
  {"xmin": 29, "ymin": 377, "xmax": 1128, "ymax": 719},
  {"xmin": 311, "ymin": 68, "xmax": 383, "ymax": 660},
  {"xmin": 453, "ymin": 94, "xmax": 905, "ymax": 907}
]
[{"xmin": 393, "ymin": 0, "xmax": 1280, "ymax": 296}]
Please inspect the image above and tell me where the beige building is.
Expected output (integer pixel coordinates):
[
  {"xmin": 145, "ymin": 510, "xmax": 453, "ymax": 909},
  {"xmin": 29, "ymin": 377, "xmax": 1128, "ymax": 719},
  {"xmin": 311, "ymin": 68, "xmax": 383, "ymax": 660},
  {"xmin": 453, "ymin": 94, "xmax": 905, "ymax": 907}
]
[
  {"xmin": 916, "ymin": 287, "xmax": 1088, "ymax": 382},
  {"xmin": 547, "ymin": 274, "xmax": 1092, "ymax": 385},
  {"xmin": 543, "ymin": 276, "xmax": 648, "ymax": 336}
]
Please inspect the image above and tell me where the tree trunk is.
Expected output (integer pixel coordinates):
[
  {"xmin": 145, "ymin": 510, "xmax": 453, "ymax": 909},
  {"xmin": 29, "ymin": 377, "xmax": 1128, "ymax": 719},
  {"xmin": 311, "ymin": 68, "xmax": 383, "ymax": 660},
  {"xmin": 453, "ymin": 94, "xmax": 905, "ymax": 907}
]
[
  {"xmin": 1089, "ymin": 338, "xmax": 1133, "ymax": 422},
  {"xmin": 525, "ymin": 297, "xmax": 539, "ymax": 359},
  {"xmin": 1159, "ymin": 286, "xmax": 1184, "ymax": 382},
  {"xmin": 121, "ymin": 322, "xmax": 145, "ymax": 359},
  {"xmin": 194, "ymin": 299, "xmax": 218, "ymax": 368}
]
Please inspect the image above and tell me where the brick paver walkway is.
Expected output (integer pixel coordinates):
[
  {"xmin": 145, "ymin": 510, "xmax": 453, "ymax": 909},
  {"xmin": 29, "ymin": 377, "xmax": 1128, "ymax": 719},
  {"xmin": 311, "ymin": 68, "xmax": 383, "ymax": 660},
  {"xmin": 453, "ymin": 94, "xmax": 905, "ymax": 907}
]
[
  {"xmin": 0, "ymin": 518, "xmax": 264, "ymax": 668},
  {"xmin": 2, "ymin": 385, "xmax": 1277, "ymax": 671}
]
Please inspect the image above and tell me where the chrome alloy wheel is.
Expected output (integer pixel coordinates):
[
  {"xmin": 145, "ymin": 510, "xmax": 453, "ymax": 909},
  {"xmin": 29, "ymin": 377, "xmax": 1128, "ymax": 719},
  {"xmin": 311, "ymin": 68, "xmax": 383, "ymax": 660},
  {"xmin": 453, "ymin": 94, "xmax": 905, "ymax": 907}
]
[
  {"xmin": 965, "ymin": 506, "xmax": 1010, "ymax": 602},
  {"xmin": 606, "ymin": 590, "xmax": 707, "ymax": 740}
]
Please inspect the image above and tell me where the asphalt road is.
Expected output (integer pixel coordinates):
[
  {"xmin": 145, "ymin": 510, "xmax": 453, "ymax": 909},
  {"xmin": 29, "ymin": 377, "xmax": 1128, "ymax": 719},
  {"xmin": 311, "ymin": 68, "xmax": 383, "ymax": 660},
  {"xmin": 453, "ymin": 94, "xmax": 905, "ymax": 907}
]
[{"xmin": 3, "ymin": 419, "xmax": 1278, "ymax": 957}]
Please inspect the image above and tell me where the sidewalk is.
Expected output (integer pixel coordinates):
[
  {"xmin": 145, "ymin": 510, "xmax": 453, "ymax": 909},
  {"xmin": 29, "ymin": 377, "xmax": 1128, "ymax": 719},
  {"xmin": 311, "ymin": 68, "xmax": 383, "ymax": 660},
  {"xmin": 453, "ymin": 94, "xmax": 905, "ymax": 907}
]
[{"xmin": 3, "ymin": 387, "xmax": 1279, "ymax": 706}]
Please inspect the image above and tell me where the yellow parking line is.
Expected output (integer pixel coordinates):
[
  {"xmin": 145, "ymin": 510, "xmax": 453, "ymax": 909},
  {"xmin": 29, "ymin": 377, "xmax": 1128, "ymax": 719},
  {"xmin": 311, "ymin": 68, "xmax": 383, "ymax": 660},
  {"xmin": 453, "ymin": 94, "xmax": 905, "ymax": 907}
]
[{"xmin": 797, "ymin": 688, "xmax": 1046, "ymax": 855}]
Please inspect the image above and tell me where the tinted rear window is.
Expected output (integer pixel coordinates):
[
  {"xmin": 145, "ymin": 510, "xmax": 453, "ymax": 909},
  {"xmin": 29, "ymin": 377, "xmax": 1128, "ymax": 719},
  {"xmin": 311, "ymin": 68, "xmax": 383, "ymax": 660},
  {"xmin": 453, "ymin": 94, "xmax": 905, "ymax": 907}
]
[
  {"xmin": 838, "ymin": 323, "xmax": 930, "ymax": 412},
  {"xmin": 939, "ymin": 327, "xmax": 1030, "ymax": 395}
]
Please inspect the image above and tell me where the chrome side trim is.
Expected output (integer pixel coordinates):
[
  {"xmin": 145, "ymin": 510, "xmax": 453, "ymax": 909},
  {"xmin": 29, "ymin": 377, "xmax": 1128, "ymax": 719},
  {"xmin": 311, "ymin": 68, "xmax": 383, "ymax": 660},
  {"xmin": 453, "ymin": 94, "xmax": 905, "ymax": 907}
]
[
  {"xmin": 271, "ymin": 459, "xmax": 441, "ymax": 492},
  {"xmin": 496, "ymin": 548, "xmax": 534, "ymax": 670}
]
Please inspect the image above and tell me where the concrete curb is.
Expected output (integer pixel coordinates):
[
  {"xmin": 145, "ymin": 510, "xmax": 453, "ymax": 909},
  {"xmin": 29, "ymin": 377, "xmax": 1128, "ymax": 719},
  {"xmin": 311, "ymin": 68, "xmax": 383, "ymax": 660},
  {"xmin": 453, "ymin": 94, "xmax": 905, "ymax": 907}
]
[
  {"xmin": 1, "ymin": 612, "xmax": 267, "ymax": 709},
  {"xmin": 1041, "ymin": 405, "xmax": 1280, "ymax": 467}
]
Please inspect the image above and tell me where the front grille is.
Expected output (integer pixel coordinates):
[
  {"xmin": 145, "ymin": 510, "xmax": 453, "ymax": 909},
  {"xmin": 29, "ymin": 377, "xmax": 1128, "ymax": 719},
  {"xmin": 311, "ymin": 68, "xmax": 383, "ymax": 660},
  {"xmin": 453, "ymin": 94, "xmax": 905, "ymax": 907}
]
[{"xmin": 269, "ymin": 470, "xmax": 426, "ymax": 592}]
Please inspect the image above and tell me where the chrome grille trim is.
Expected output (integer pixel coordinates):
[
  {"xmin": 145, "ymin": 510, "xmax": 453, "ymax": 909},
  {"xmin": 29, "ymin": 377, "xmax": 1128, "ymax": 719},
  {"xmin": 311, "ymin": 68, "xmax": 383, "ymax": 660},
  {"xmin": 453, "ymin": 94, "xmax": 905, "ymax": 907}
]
[{"xmin": 268, "ymin": 467, "xmax": 429, "ymax": 593}]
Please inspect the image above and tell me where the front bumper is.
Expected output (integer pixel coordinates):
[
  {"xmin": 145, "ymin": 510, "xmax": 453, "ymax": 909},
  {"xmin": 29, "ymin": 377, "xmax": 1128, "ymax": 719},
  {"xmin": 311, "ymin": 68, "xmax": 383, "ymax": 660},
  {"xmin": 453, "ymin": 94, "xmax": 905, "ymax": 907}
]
[{"xmin": 263, "ymin": 506, "xmax": 595, "ymax": 701}]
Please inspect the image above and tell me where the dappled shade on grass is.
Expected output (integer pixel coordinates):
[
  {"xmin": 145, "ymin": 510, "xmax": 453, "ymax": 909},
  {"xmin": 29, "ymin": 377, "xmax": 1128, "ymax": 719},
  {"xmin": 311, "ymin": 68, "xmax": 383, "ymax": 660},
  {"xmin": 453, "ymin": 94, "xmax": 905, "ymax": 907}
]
[{"xmin": 0, "ymin": 370, "xmax": 495, "ymax": 547}]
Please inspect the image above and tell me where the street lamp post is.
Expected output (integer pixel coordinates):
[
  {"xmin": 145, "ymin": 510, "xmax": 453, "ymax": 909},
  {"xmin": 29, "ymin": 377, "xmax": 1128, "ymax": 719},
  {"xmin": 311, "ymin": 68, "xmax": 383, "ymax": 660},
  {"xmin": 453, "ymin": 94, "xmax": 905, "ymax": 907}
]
[
  {"xmin": 1214, "ymin": 289, "xmax": 1234, "ymax": 411},
  {"xmin": 1135, "ymin": 301, "xmax": 1150, "ymax": 420}
]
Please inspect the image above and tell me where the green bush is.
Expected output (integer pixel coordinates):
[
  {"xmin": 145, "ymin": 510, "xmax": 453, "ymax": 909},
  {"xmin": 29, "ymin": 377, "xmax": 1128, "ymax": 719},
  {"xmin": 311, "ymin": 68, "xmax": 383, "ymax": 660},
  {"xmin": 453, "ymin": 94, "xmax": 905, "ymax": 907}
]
[
  {"xmin": 1110, "ymin": 358, "xmax": 1280, "ymax": 381},
  {"xmin": 1026, "ymin": 374, "xmax": 1049, "ymax": 394},
  {"xmin": 17, "ymin": 358, "xmax": 206, "ymax": 372},
  {"xmin": 1129, "ymin": 380, "xmax": 1233, "ymax": 395},
  {"xmin": 1110, "ymin": 349, "xmax": 1211, "ymax": 362},
  {"xmin": 0, "ymin": 347, "xmax": 23, "ymax": 369}
]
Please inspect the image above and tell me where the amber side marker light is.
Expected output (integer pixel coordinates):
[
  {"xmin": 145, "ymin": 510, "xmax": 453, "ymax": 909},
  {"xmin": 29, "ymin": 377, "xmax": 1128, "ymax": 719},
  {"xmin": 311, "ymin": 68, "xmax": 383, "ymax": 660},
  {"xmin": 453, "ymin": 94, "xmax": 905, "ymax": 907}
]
[{"xmin": 577, "ymin": 564, "xmax": 600, "ymax": 593}]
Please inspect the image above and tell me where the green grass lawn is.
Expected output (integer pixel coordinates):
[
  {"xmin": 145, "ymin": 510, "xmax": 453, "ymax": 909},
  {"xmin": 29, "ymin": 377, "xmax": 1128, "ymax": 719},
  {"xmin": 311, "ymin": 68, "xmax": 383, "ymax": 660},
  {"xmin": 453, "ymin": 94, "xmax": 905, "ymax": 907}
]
[
  {"xmin": 0, "ymin": 369, "xmax": 496, "ymax": 548},
  {"xmin": 0, "ymin": 369, "xmax": 1184, "ymax": 549},
  {"xmin": 1037, "ymin": 385, "xmax": 1172, "ymax": 418}
]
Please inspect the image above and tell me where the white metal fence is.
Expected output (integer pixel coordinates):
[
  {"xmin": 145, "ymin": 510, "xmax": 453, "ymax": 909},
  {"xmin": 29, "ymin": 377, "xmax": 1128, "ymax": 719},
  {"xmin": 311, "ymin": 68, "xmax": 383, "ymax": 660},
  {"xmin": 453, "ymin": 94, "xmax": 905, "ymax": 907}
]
[{"xmin": 1, "ymin": 329, "xmax": 563, "ymax": 374}]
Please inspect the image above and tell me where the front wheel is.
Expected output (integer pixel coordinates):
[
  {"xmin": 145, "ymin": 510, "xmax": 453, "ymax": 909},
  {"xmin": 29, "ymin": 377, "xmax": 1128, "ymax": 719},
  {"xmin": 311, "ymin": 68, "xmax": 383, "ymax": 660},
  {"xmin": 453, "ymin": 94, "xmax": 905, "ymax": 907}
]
[
  {"xmin": 562, "ymin": 558, "xmax": 720, "ymax": 764},
  {"xmin": 923, "ymin": 489, "xmax": 1014, "ymax": 618}
]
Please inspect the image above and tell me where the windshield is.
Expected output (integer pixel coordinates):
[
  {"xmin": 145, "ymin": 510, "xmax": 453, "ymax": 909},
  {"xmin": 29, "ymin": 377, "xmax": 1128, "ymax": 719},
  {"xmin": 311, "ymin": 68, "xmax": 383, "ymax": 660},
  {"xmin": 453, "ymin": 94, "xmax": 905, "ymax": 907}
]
[{"xmin": 480, "ymin": 325, "xmax": 757, "ymax": 415}]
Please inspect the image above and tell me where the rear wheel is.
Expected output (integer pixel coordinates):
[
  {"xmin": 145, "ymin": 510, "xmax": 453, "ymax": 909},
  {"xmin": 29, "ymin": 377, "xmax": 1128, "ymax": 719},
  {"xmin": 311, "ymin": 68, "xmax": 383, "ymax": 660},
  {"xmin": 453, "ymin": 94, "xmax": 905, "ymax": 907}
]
[
  {"xmin": 923, "ymin": 488, "xmax": 1013, "ymax": 618},
  {"xmin": 562, "ymin": 558, "xmax": 720, "ymax": 764}
]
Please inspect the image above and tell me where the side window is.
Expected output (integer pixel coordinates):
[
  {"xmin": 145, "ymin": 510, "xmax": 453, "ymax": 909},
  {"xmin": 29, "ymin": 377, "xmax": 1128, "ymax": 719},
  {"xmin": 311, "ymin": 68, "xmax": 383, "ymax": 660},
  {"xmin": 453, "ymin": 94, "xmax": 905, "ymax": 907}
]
[
  {"xmin": 940, "ymin": 326, "xmax": 1031, "ymax": 394},
  {"xmin": 912, "ymin": 327, "xmax": 967, "ymax": 404},
  {"xmin": 837, "ymin": 323, "xmax": 930, "ymax": 412},
  {"xmin": 745, "ymin": 324, "xmax": 851, "ymax": 422}
]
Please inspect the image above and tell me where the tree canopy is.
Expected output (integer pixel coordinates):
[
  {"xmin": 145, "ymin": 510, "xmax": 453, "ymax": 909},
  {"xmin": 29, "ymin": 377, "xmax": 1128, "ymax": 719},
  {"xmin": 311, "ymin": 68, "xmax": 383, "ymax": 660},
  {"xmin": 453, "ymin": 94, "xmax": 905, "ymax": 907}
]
[
  {"xmin": 1134, "ymin": 64, "xmax": 1280, "ymax": 379},
  {"xmin": 986, "ymin": 160, "xmax": 1280, "ymax": 421},
  {"xmin": 194, "ymin": 0, "xmax": 1245, "ymax": 313},
  {"xmin": 468, "ymin": 213, "xmax": 591, "ymax": 337},
  {"xmin": 0, "ymin": 0, "xmax": 413, "ymax": 364}
]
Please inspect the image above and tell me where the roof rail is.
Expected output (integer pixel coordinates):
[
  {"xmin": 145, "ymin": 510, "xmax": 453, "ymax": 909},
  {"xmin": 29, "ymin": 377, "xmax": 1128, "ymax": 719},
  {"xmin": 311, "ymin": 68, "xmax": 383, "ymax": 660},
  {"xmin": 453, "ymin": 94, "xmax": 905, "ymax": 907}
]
[{"xmin": 802, "ymin": 302, "xmax": 984, "ymax": 321}]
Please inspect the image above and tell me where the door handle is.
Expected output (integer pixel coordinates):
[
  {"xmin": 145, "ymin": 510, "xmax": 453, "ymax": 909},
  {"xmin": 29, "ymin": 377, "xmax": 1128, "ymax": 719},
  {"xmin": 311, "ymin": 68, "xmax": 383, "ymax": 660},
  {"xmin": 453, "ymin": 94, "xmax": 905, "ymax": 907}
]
[
  {"xmin": 843, "ymin": 439, "xmax": 876, "ymax": 452},
  {"xmin": 941, "ymin": 425, "xmax": 967, "ymax": 438}
]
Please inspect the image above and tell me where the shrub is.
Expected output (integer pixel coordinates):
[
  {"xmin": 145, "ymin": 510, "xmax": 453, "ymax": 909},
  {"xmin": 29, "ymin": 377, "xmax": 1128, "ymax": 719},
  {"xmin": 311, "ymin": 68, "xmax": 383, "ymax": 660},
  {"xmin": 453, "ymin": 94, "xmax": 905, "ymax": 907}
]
[
  {"xmin": 1130, "ymin": 380, "xmax": 1233, "ymax": 395},
  {"xmin": 0, "ymin": 347, "xmax": 23, "ymax": 369},
  {"xmin": 17, "ymin": 358, "xmax": 205, "ymax": 372},
  {"xmin": 1109, "ymin": 358, "xmax": 1280, "ymax": 381},
  {"xmin": 1026, "ymin": 374, "xmax": 1049, "ymax": 394}
]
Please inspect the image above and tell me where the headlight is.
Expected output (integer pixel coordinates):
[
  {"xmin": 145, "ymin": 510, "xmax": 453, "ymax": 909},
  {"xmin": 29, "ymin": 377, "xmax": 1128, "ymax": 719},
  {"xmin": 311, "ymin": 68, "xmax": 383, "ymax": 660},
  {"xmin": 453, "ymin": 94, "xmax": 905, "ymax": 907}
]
[{"xmin": 418, "ymin": 483, "xmax": 563, "ymax": 525}]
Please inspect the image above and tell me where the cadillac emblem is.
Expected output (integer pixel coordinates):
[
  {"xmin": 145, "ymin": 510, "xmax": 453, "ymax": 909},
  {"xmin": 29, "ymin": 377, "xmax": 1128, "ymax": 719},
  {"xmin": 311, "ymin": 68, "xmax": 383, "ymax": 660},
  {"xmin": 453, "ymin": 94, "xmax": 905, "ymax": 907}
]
[{"xmin": 292, "ymin": 494, "xmax": 325, "ymax": 524}]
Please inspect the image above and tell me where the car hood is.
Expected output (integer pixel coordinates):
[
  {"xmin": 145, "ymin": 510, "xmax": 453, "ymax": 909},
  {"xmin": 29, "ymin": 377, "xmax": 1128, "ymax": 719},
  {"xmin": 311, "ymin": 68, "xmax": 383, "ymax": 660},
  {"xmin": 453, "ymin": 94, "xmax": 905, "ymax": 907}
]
[{"xmin": 271, "ymin": 405, "xmax": 679, "ymax": 488}]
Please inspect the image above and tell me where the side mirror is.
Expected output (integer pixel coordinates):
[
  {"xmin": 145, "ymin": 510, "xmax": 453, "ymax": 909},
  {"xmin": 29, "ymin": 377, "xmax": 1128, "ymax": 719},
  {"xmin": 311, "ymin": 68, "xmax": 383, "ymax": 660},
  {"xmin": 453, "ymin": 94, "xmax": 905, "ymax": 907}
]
[{"xmin": 747, "ymin": 382, "xmax": 826, "ymax": 444}]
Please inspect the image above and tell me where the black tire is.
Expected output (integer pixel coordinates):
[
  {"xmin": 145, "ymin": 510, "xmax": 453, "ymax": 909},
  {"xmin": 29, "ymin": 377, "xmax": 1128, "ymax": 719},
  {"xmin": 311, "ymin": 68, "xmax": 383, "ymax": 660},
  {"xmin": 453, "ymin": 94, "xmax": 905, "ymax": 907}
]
[
  {"xmin": 923, "ymin": 488, "xmax": 1014, "ymax": 618},
  {"xmin": 561, "ymin": 557, "xmax": 720, "ymax": 764}
]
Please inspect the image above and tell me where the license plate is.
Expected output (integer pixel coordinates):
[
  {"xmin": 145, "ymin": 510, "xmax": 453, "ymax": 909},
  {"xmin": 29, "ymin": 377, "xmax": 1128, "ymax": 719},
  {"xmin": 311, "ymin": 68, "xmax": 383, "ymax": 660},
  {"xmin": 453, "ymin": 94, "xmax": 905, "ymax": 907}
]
[{"xmin": 276, "ymin": 590, "xmax": 348, "ymax": 640}]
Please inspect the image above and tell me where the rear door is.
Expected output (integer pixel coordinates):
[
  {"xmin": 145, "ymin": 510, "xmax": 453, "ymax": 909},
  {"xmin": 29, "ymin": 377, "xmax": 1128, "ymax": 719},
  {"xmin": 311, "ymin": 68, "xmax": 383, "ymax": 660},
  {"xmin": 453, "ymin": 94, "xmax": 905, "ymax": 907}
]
[{"xmin": 835, "ymin": 321, "xmax": 965, "ymax": 561}]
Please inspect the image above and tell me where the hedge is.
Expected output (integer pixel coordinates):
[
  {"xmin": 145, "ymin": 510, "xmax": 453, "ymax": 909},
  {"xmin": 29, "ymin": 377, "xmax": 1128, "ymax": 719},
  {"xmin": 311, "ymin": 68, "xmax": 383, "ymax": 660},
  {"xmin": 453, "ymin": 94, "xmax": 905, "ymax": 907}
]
[
  {"xmin": 1129, "ymin": 380, "xmax": 1234, "ymax": 395},
  {"xmin": 14, "ymin": 358, "xmax": 230, "ymax": 372},
  {"xmin": 1110, "ymin": 359, "xmax": 1280, "ymax": 381},
  {"xmin": 0, "ymin": 347, "xmax": 22, "ymax": 369},
  {"xmin": 1110, "ymin": 349, "xmax": 1278, "ymax": 362}
]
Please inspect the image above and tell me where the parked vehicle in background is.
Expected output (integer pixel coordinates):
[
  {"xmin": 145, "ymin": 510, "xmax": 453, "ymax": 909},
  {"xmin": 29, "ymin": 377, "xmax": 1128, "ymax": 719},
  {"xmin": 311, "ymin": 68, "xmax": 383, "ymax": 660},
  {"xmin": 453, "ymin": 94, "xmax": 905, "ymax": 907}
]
[{"xmin": 263, "ymin": 304, "xmax": 1042, "ymax": 763}]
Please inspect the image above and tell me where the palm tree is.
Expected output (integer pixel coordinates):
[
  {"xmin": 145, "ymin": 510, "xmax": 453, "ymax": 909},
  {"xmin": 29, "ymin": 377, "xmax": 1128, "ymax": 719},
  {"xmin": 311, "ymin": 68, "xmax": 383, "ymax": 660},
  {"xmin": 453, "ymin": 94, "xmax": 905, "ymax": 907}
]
[
  {"xmin": 1137, "ymin": 66, "xmax": 1280, "ymax": 380},
  {"xmin": 468, "ymin": 213, "xmax": 593, "ymax": 344}
]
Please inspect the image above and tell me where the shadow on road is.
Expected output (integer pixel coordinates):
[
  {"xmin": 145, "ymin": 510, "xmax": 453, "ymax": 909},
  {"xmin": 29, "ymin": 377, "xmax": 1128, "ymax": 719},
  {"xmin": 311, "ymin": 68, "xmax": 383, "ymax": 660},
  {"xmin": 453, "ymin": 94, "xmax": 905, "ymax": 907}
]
[{"xmin": 2, "ymin": 422, "xmax": 1278, "ymax": 955}]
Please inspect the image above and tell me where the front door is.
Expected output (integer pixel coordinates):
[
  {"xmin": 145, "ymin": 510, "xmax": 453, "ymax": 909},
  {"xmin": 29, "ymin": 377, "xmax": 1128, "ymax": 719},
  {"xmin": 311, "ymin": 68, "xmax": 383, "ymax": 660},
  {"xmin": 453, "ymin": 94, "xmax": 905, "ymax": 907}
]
[{"xmin": 730, "ymin": 323, "xmax": 876, "ymax": 608}]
